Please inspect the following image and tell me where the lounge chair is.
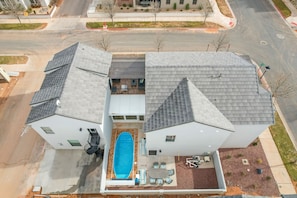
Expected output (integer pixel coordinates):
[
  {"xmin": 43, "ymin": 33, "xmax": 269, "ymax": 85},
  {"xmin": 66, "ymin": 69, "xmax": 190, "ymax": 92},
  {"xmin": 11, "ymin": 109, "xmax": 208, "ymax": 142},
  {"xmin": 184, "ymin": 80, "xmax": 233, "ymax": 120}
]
[
  {"xmin": 153, "ymin": 162, "xmax": 159, "ymax": 168},
  {"xmin": 164, "ymin": 177, "xmax": 173, "ymax": 184},
  {"xmin": 157, "ymin": 178, "xmax": 164, "ymax": 185},
  {"xmin": 160, "ymin": 162, "xmax": 166, "ymax": 169},
  {"xmin": 168, "ymin": 169, "xmax": 175, "ymax": 176},
  {"xmin": 149, "ymin": 177, "xmax": 156, "ymax": 184}
]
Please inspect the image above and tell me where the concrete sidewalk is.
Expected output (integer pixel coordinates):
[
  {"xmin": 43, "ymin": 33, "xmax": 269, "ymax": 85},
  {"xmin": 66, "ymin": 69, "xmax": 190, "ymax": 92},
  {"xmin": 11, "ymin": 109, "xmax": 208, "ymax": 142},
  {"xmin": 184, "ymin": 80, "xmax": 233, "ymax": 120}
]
[{"xmin": 259, "ymin": 129, "xmax": 296, "ymax": 195}]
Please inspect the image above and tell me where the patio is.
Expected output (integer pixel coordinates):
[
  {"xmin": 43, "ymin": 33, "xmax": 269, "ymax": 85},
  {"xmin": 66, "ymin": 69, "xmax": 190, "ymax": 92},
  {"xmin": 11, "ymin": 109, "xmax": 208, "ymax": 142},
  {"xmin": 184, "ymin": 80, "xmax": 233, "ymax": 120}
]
[{"xmin": 105, "ymin": 123, "xmax": 220, "ymax": 191}]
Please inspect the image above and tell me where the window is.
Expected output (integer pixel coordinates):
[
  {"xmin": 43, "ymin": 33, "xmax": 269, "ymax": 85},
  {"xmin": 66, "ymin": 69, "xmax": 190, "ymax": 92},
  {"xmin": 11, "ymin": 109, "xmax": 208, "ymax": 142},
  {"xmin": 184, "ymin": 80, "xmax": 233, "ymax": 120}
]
[
  {"xmin": 41, "ymin": 127, "xmax": 54, "ymax": 134},
  {"xmin": 139, "ymin": 115, "xmax": 144, "ymax": 121},
  {"xmin": 166, "ymin": 135, "xmax": 176, "ymax": 142},
  {"xmin": 126, "ymin": 115, "xmax": 137, "ymax": 120},
  {"xmin": 149, "ymin": 150, "xmax": 157, "ymax": 155},
  {"xmin": 67, "ymin": 140, "xmax": 81, "ymax": 146},
  {"xmin": 180, "ymin": 0, "xmax": 184, "ymax": 4},
  {"xmin": 192, "ymin": 0, "xmax": 197, "ymax": 4},
  {"xmin": 113, "ymin": 115, "xmax": 124, "ymax": 120},
  {"xmin": 166, "ymin": 0, "xmax": 170, "ymax": 4}
]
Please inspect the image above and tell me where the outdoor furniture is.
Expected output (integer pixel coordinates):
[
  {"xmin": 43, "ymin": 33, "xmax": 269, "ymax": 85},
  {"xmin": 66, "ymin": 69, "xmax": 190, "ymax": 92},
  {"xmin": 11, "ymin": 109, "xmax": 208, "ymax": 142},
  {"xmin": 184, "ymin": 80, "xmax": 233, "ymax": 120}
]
[
  {"xmin": 131, "ymin": 79, "xmax": 137, "ymax": 87},
  {"xmin": 153, "ymin": 162, "xmax": 159, "ymax": 168},
  {"xmin": 186, "ymin": 157, "xmax": 199, "ymax": 168},
  {"xmin": 160, "ymin": 162, "xmax": 166, "ymax": 169},
  {"xmin": 164, "ymin": 177, "xmax": 173, "ymax": 184},
  {"xmin": 111, "ymin": 86, "xmax": 117, "ymax": 93},
  {"xmin": 148, "ymin": 168, "xmax": 168, "ymax": 178},
  {"xmin": 121, "ymin": 84, "xmax": 128, "ymax": 92},
  {"xmin": 139, "ymin": 169, "xmax": 147, "ymax": 185},
  {"xmin": 156, "ymin": 178, "xmax": 164, "ymax": 185},
  {"xmin": 204, "ymin": 156, "xmax": 210, "ymax": 162},
  {"xmin": 149, "ymin": 177, "xmax": 156, "ymax": 184},
  {"xmin": 168, "ymin": 169, "xmax": 175, "ymax": 176}
]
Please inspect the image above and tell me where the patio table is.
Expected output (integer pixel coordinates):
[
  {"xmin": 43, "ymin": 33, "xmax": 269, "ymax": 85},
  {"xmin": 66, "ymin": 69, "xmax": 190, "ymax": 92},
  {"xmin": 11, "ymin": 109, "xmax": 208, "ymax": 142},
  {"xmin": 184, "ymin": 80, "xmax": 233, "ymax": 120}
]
[{"xmin": 148, "ymin": 168, "xmax": 168, "ymax": 179}]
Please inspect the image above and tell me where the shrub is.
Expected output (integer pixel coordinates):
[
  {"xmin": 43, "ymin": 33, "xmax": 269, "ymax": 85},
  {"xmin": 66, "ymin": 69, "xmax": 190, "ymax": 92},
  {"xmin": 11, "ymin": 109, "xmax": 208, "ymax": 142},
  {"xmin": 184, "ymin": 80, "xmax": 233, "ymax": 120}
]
[
  {"xmin": 266, "ymin": 176, "xmax": 272, "ymax": 181},
  {"xmin": 145, "ymin": 9, "xmax": 149, "ymax": 12},
  {"xmin": 226, "ymin": 172, "xmax": 232, "ymax": 176},
  {"xmin": 123, "ymin": 3, "xmax": 127, "ymax": 7},
  {"xmin": 129, "ymin": 4, "xmax": 132, "ymax": 7},
  {"xmin": 166, "ymin": 8, "xmax": 169, "ymax": 11},
  {"xmin": 226, "ymin": 154, "xmax": 232, "ymax": 159},
  {"xmin": 173, "ymin": 3, "xmax": 177, "ymax": 10},
  {"xmin": 236, "ymin": 153, "xmax": 244, "ymax": 158},
  {"xmin": 257, "ymin": 158, "xmax": 263, "ymax": 164},
  {"xmin": 252, "ymin": 141, "xmax": 258, "ymax": 146},
  {"xmin": 185, "ymin": 3, "xmax": 190, "ymax": 10},
  {"xmin": 180, "ymin": 9, "xmax": 183, "ymax": 11},
  {"xmin": 198, "ymin": 4, "xmax": 203, "ymax": 10},
  {"xmin": 27, "ymin": 7, "xmax": 32, "ymax": 14},
  {"xmin": 120, "ymin": 7, "xmax": 123, "ymax": 10},
  {"xmin": 240, "ymin": 171, "xmax": 246, "ymax": 176},
  {"xmin": 134, "ymin": 9, "xmax": 137, "ymax": 12}
]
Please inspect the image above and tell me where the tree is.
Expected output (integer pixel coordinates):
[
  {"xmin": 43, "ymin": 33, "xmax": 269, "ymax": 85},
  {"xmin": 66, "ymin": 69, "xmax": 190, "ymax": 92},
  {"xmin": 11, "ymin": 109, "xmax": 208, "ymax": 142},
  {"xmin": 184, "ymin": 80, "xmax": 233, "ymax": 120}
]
[
  {"xmin": 102, "ymin": 0, "xmax": 117, "ymax": 26},
  {"xmin": 268, "ymin": 73, "xmax": 297, "ymax": 99},
  {"xmin": 98, "ymin": 34, "xmax": 111, "ymax": 51},
  {"xmin": 201, "ymin": 0, "xmax": 212, "ymax": 24},
  {"xmin": 154, "ymin": 34, "xmax": 164, "ymax": 52},
  {"xmin": 2, "ymin": 1, "xmax": 25, "ymax": 24},
  {"xmin": 211, "ymin": 32, "xmax": 229, "ymax": 52},
  {"xmin": 152, "ymin": 1, "xmax": 160, "ymax": 23}
]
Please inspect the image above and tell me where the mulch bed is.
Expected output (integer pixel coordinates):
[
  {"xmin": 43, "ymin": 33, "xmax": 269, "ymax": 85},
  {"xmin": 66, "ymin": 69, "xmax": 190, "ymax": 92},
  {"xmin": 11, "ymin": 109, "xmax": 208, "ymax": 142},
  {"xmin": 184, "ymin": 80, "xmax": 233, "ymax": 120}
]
[{"xmin": 219, "ymin": 139, "xmax": 280, "ymax": 196}]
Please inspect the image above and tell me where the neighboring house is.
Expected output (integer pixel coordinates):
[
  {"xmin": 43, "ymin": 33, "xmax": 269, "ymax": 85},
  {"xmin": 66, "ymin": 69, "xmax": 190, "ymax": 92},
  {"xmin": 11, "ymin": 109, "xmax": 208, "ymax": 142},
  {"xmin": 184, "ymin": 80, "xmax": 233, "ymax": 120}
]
[
  {"xmin": 144, "ymin": 52, "xmax": 274, "ymax": 156},
  {"xmin": 0, "ymin": 0, "xmax": 50, "ymax": 10},
  {"xmin": 26, "ymin": 43, "xmax": 113, "ymax": 152},
  {"xmin": 159, "ymin": 0, "xmax": 208, "ymax": 9}
]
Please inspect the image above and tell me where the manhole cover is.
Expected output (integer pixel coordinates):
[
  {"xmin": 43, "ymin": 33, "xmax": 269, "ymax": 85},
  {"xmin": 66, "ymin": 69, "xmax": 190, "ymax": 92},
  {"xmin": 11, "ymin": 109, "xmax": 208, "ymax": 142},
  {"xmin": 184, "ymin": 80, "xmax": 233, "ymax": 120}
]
[
  {"xmin": 276, "ymin": 34, "xmax": 285, "ymax": 39},
  {"xmin": 242, "ymin": 159, "xmax": 250, "ymax": 165},
  {"xmin": 260, "ymin": 40, "xmax": 268, "ymax": 45}
]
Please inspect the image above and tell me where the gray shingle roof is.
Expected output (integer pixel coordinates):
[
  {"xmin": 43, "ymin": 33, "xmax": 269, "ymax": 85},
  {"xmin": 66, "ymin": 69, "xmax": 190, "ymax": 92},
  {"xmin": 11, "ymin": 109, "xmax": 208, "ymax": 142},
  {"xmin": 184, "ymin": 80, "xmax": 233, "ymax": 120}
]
[
  {"xmin": 144, "ymin": 52, "xmax": 274, "ymax": 132},
  {"xmin": 109, "ymin": 58, "xmax": 145, "ymax": 79},
  {"xmin": 144, "ymin": 78, "xmax": 235, "ymax": 132},
  {"xmin": 27, "ymin": 43, "xmax": 112, "ymax": 124}
]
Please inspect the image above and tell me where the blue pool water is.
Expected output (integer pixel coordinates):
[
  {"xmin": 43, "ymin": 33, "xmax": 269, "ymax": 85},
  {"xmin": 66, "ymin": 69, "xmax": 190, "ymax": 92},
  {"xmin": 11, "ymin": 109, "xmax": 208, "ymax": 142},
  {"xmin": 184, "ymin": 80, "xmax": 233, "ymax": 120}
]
[{"xmin": 113, "ymin": 132, "xmax": 134, "ymax": 179}]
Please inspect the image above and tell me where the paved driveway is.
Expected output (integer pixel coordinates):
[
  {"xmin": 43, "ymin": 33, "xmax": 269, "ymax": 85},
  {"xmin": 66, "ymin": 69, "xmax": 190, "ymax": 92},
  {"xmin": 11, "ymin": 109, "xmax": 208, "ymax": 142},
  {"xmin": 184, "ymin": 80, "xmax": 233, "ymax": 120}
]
[{"xmin": 54, "ymin": 0, "xmax": 93, "ymax": 17}]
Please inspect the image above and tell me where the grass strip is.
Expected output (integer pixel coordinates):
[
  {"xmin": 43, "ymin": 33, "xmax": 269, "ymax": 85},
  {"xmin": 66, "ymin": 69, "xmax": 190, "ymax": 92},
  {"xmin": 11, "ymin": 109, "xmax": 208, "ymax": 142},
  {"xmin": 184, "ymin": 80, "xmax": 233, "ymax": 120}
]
[
  {"xmin": 87, "ymin": 21, "xmax": 216, "ymax": 29},
  {"xmin": 269, "ymin": 112, "xmax": 297, "ymax": 182},
  {"xmin": 272, "ymin": 0, "xmax": 291, "ymax": 18},
  {"xmin": 0, "ymin": 56, "xmax": 28, "ymax": 64},
  {"xmin": 0, "ymin": 23, "xmax": 46, "ymax": 30}
]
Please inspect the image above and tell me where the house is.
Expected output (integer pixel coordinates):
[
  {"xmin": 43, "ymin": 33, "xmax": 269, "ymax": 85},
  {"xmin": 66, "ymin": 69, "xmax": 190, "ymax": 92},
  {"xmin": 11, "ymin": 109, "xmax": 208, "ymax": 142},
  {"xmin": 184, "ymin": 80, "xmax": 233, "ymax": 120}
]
[
  {"xmin": 26, "ymin": 43, "xmax": 113, "ymax": 153},
  {"xmin": 0, "ymin": 0, "xmax": 50, "ymax": 10},
  {"xmin": 27, "ymin": 43, "xmax": 274, "ymax": 194}
]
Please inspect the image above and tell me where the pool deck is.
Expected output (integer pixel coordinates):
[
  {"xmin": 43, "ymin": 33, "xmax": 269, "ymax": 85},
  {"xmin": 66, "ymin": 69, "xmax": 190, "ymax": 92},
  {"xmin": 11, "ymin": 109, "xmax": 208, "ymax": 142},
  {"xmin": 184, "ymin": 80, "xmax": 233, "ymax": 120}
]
[{"xmin": 106, "ymin": 123, "xmax": 218, "ymax": 190}]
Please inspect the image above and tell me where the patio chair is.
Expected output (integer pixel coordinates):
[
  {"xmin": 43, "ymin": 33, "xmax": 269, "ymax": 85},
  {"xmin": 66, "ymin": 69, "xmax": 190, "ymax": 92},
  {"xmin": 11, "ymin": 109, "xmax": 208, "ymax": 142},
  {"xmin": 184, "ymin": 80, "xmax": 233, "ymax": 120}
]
[
  {"xmin": 164, "ymin": 177, "xmax": 173, "ymax": 184},
  {"xmin": 157, "ymin": 178, "xmax": 164, "ymax": 185},
  {"xmin": 160, "ymin": 162, "xmax": 166, "ymax": 169},
  {"xmin": 149, "ymin": 177, "xmax": 156, "ymax": 184},
  {"xmin": 153, "ymin": 162, "xmax": 159, "ymax": 168},
  {"xmin": 168, "ymin": 169, "xmax": 175, "ymax": 176}
]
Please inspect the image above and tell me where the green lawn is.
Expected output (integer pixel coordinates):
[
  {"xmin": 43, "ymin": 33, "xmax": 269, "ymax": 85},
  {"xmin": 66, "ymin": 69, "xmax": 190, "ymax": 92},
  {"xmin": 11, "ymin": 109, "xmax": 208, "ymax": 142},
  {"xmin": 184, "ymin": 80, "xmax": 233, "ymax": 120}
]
[
  {"xmin": 270, "ymin": 112, "xmax": 297, "ymax": 183},
  {"xmin": 86, "ymin": 21, "xmax": 217, "ymax": 29},
  {"xmin": 0, "ymin": 23, "xmax": 47, "ymax": 30},
  {"xmin": 272, "ymin": 0, "xmax": 291, "ymax": 18},
  {"xmin": 0, "ymin": 56, "xmax": 28, "ymax": 64}
]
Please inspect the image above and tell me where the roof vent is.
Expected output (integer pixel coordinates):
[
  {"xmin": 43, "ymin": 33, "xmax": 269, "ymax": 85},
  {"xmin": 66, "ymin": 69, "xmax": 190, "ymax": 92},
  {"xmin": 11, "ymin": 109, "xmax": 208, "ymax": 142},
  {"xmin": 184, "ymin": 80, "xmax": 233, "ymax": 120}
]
[
  {"xmin": 210, "ymin": 73, "xmax": 222, "ymax": 79},
  {"xmin": 56, "ymin": 99, "xmax": 61, "ymax": 107}
]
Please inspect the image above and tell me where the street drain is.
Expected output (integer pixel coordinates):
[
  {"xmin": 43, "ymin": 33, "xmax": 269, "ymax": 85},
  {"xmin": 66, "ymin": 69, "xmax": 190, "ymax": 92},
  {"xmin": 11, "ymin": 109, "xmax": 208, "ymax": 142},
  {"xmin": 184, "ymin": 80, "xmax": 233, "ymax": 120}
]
[
  {"xmin": 260, "ymin": 40, "xmax": 268, "ymax": 45},
  {"xmin": 242, "ymin": 159, "xmax": 249, "ymax": 165}
]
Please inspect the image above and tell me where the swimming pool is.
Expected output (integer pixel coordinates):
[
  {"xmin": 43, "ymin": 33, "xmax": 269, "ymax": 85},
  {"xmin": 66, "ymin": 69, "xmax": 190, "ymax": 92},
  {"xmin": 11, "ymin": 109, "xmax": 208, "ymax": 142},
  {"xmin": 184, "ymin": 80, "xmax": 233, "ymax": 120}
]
[{"xmin": 113, "ymin": 132, "xmax": 134, "ymax": 179}]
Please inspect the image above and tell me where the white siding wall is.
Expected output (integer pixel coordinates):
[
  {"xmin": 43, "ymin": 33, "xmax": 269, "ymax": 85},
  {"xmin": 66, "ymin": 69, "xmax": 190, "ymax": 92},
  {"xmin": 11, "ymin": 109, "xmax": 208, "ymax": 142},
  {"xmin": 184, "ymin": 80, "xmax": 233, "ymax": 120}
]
[
  {"xmin": 221, "ymin": 124, "xmax": 269, "ymax": 148},
  {"xmin": 145, "ymin": 122, "xmax": 232, "ymax": 156},
  {"xmin": 101, "ymin": 88, "xmax": 113, "ymax": 147},
  {"xmin": 30, "ymin": 115, "xmax": 104, "ymax": 149}
]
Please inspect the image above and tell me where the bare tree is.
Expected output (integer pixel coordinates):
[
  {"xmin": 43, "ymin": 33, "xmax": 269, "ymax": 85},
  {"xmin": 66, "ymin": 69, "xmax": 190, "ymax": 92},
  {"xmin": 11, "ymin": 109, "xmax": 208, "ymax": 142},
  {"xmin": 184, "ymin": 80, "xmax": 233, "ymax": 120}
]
[
  {"xmin": 102, "ymin": 0, "xmax": 117, "ymax": 25},
  {"xmin": 211, "ymin": 33, "xmax": 229, "ymax": 52},
  {"xmin": 268, "ymin": 73, "xmax": 297, "ymax": 99},
  {"xmin": 98, "ymin": 34, "xmax": 111, "ymax": 51},
  {"xmin": 2, "ymin": 1, "xmax": 25, "ymax": 24},
  {"xmin": 201, "ymin": 0, "xmax": 212, "ymax": 24},
  {"xmin": 152, "ymin": 1, "xmax": 160, "ymax": 23},
  {"xmin": 154, "ymin": 34, "xmax": 164, "ymax": 52}
]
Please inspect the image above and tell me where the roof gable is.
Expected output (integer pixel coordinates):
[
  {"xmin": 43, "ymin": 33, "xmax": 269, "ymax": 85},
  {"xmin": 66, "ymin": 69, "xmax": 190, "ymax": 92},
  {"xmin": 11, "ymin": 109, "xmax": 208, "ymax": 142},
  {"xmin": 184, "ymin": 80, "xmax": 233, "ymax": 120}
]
[
  {"xmin": 144, "ymin": 78, "xmax": 234, "ymax": 132},
  {"xmin": 27, "ymin": 43, "xmax": 112, "ymax": 124}
]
